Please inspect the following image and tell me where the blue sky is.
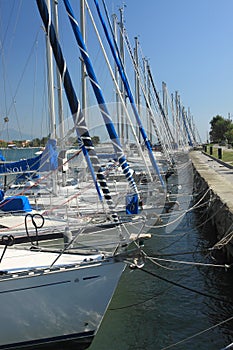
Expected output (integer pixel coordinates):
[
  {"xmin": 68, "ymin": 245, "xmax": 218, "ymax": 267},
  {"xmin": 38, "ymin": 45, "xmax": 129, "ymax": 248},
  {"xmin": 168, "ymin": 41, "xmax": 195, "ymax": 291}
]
[
  {"xmin": 123, "ymin": 0, "xmax": 233, "ymax": 142},
  {"xmin": 0, "ymin": 0, "xmax": 233, "ymax": 142}
]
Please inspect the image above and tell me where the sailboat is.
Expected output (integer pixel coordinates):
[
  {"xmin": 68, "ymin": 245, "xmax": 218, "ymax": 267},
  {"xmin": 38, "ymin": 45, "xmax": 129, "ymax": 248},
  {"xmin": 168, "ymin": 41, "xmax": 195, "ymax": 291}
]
[
  {"xmin": 0, "ymin": 1, "xmax": 151, "ymax": 348},
  {"xmin": 0, "ymin": 238, "xmax": 136, "ymax": 349}
]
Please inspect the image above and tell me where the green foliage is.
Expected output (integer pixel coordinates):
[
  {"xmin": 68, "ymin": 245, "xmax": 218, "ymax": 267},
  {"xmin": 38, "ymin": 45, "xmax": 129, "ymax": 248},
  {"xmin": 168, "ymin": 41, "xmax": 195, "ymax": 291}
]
[
  {"xmin": 209, "ymin": 115, "xmax": 233, "ymax": 143},
  {"xmin": 0, "ymin": 135, "xmax": 101, "ymax": 148},
  {"xmin": 91, "ymin": 136, "xmax": 100, "ymax": 145},
  {"xmin": 225, "ymin": 126, "xmax": 233, "ymax": 144},
  {"xmin": 28, "ymin": 138, "xmax": 41, "ymax": 147},
  {"xmin": 0, "ymin": 140, "xmax": 8, "ymax": 147}
]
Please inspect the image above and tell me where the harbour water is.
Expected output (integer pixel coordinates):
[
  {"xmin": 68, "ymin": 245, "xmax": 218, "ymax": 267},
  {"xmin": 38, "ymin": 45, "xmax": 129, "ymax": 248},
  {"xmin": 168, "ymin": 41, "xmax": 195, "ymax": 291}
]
[
  {"xmin": 89, "ymin": 159, "xmax": 233, "ymax": 350},
  {"xmin": 89, "ymin": 211, "xmax": 233, "ymax": 350},
  {"xmin": 0, "ymin": 147, "xmax": 42, "ymax": 187},
  {"xmin": 0, "ymin": 147, "xmax": 41, "ymax": 161},
  {"xmin": 0, "ymin": 148, "xmax": 232, "ymax": 349}
]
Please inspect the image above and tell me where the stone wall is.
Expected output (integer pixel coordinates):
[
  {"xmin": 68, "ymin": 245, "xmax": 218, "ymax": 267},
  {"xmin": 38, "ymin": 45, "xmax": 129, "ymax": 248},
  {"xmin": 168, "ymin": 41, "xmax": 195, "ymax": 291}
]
[{"xmin": 192, "ymin": 165, "xmax": 233, "ymax": 263}]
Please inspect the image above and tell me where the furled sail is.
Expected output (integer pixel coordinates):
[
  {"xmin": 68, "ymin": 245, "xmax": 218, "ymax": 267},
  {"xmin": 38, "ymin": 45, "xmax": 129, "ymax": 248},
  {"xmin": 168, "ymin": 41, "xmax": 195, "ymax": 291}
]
[
  {"xmin": 36, "ymin": 0, "xmax": 120, "ymax": 223},
  {"xmin": 62, "ymin": 0, "xmax": 139, "ymax": 197}
]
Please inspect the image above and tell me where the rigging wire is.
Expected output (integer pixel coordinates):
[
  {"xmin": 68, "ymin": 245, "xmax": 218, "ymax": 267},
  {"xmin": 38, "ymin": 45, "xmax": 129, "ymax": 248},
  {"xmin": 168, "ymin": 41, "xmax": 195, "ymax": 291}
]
[
  {"xmin": 146, "ymin": 188, "xmax": 211, "ymax": 230},
  {"xmin": 150, "ymin": 201, "xmax": 224, "ymax": 240},
  {"xmin": 5, "ymin": 29, "xmax": 41, "ymax": 118},
  {"xmin": 145, "ymin": 199, "xmax": 209, "ymax": 226},
  {"xmin": 146, "ymin": 189, "xmax": 228, "ymax": 257},
  {"xmin": 0, "ymin": 1, "xmax": 22, "ymax": 127},
  {"xmin": 148, "ymin": 202, "xmax": 228, "ymax": 256},
  {"xmin": 1, "ymin": 30, "xmax": 39, "ymax": 134}
]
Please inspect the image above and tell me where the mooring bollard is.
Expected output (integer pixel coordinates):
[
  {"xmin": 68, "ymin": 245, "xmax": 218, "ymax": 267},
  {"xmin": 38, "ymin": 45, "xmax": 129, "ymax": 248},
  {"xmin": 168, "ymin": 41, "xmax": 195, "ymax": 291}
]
[
  {"xmin": 218, "ymin": 148, "xmax": 222, "ymax": 159},
  {"xmin": 209, "ymin": 146, "xmax": 213, "ymax": 155}
]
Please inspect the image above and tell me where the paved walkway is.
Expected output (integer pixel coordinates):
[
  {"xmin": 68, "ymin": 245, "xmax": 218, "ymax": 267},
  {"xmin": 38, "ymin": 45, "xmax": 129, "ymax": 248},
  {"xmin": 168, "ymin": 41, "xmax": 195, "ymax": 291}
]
[{"xmin": 189, "ymin": 150, "xmax": 233, "ymax": 213}]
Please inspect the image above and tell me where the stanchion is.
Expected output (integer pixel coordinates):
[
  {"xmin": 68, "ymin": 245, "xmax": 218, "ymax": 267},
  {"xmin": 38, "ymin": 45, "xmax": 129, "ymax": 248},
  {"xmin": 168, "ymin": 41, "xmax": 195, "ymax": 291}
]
[
  {"xmin": 218, "ymin": 148, "xmax": 222, "ymax": 159},
  {"xmin": 203, "ymin": 145, "xmax": 207, "ymax": 152}
]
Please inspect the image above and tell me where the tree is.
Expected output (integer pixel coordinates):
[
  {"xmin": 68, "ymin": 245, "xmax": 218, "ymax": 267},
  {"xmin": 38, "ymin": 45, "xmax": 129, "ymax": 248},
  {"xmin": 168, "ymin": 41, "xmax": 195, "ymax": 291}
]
[
  {"xmin": 91, "ymin": 136, "xmax": 100, "ymax": 145},
  {"xmin": 209, "ymin": 115, "xmax": 233, "ymax": 143},
  {"xmin": 29, "ymin": 138, "xmax": 41, "ymax": 147},
  {"xmin": 225, "ymin": 126, "xmax": 233, "ymax": 144}
]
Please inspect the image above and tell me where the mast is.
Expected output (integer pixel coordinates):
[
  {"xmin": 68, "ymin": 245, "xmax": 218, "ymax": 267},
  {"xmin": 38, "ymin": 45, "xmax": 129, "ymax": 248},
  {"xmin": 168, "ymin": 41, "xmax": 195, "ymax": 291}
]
[
  {"xmin": 121, "ymin": 30, "xmax": 172, "ymax": 164},
  {"xmin": 52, "ymin": 0, "xmax": 67, "ymax": 187},
  {"xmin": 134, "ymin": 36, "xmax": 141, "ymax": 144},
  {"xmin": 93, "ymin": 0, "xmax": 165, "ymax": 189},
  {"xmin": 45, "ymin": 0, "xmax": 57, "ymax": 195},
  {"xmin": 36, "ymin": 0, "xmax": 121, "ymax": 223},
  {"xmin": 119, "ymin": 6, "xmax": 126, "ymax": 142},
  {"xmin": 63, "ymin": 0, "xmax": 139, "ymax": 196},
  {"xmin": 188, "ymin": 107, "xmax": 197, "ymax": 145},
  {"xmin": 112, "ymin": 13, "xmax": 120, "ymax": 137},
  {"xmin": 171, "ymin": 93, "xmax": 175, "ymax": 144},
  {"xmin": 162, "ymin": 81, "xmax": 168, "ymax": 119},
  {"xmin": 45, "ymin": 0, "xmax": 56, "ymax": 139},
  {"xmin": 144, "ymin": 58, "xmax": 152, "ymax": 143},
  {"xmin": 147, "ymin": 66, "xmax": 175, "ymax": 148},
  {"xmin": 181, "ymin": 107, "xmax": 193, "ymax": 147},
  {"xmin": 175, "ymin": 91, "xmax": 180, "ymax": 147},
  {"xmin": 80, "ymin": 0, "xmax": 87, "ymax": 113},
  {"xmin": 52, "ymin": 0, "xmax": 64, "ymax": 142},
  {"xmin": 83, "ymin": 0, "xmax": 153, "ymax": 181},
  {"xmin": 161, "ymin": 81, "xmax": 173, "ymax": 152}
]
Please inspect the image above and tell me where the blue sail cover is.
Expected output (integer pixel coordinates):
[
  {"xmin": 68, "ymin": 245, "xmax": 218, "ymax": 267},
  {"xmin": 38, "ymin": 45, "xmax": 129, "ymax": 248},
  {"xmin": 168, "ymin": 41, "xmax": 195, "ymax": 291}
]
[
  {"xmin": 0, "ymin": 190, "xmax": 4, "ymax": 201},
  {"xmin": 0, "ymin": 139, "xmax": 58, "ymax": 175},
  {"xmin": 0, "ymin": 196, "xmax": 32, "ymax": 212},
  {"xmin": 0, "ymin": 151, "xmax": 5, "ymax": 161},
  {"xmin": 38, "ymin": 139, "xmax": 58, "ymax": 172},
  {"xmin": 0, "ymin": 154, "xmax": 42, "ymax": 175},
  {"xmin": 126, "ymin": 193, "xmax": 139, "ymax": 215}
]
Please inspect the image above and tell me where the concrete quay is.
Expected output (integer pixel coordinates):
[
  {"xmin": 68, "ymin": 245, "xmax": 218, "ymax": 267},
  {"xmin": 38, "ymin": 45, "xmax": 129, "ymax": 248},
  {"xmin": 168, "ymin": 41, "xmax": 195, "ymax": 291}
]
[{"xmin": 189, "ymin": 150, "xmax": 233, "ymax": 262}]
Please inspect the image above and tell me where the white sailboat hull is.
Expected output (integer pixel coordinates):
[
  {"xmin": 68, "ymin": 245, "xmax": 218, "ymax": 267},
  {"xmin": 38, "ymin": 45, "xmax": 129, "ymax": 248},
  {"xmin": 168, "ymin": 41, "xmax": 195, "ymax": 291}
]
[{"xmin": 0, "ymin": 250, "xmax": 125, "ymax": 349}]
